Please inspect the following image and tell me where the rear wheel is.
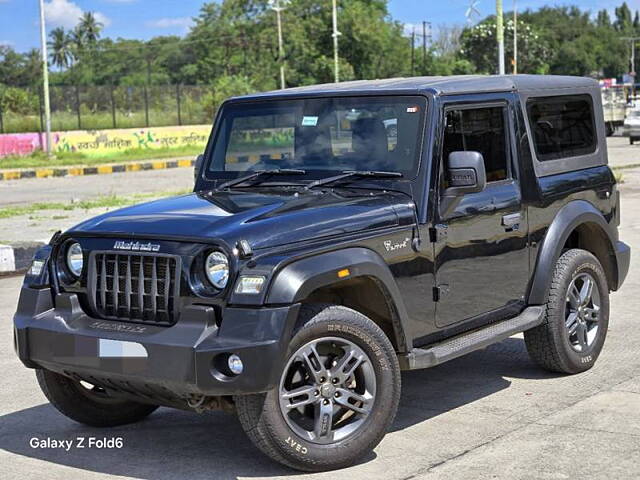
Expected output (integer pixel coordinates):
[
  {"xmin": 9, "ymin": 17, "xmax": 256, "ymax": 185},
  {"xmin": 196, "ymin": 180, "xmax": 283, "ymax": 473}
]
[
  {"xmin": 605, "ymin": 123, "xmax": 615, "ymax": 137},
  {"xmin": 36, "ymin": 369, "xmax": 158, "ymax": 427},
  {"xmin": 235, "ymin": 304, "xmax": 400, "ymax": 471},
  {"xmin": 525, "ymin": 249, "xmax": 609, "ymax": 374}
]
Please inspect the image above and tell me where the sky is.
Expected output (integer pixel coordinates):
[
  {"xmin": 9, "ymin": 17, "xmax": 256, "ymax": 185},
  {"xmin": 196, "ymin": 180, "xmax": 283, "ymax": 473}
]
[{"xmin": 0, "ymin": 0, "xmax": 637, "ymax": 53}]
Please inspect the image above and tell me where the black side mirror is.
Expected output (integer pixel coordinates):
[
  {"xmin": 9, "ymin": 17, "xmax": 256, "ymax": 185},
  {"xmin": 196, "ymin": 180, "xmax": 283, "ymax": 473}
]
[
  {"xmin": 445, "ymin": 151, "xmax": 487, "ymax": 196},
  {"xmin": 194, "ymin": 154, "xmax": 204, "ymax": 186}
]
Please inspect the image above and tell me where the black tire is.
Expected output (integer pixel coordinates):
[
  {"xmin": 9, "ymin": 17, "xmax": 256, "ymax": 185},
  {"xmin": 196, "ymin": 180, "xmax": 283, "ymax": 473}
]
[
  {"xmin": 605, "ymin": 123, "xmax": 614, "ymax": 137},
  {"xmin": 630, "ymin": 137, "xmax": 635, "ymax": 145},
  {"xmin": 524, "ymin": 249, "xmax": 609, "ymax": 374},
  {"xmin": 36, "ymin": 369, "xmax": 158, "ymax": 427},
  {"xmin": 235, "ymin": 304, "xmax": 401, "ymax": 472}
]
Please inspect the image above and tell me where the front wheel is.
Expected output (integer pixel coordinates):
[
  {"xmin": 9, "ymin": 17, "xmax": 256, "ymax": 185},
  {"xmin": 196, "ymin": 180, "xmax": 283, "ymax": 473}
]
[
  {"xmin": 36, "ymin": 369, "xmax": 158, "ymax": 427},
  {"xmin": 235, "ymin": 304, "xmax": 401, "ymax": 471},
  {"xmin": 524, "ymin": 249, "xmax": 609, "ymax": 374}
]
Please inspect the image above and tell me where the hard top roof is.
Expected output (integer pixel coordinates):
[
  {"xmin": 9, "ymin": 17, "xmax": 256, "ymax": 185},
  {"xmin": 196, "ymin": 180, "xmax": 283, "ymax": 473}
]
[{"xmin": 235, "ymin": 75, "xmax": 599, "ymax": 101}]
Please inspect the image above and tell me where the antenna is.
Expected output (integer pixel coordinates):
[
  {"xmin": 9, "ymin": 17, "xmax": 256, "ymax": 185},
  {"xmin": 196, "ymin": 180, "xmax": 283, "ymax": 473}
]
[{"xmin": 465, "ymin": 0, "xmax": 481, "ymax": 24}]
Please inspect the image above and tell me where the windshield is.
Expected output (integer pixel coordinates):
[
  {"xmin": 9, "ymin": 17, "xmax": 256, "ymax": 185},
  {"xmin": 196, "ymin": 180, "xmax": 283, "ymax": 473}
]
[{"xmin": 207, "ymin": 96, "xmax": 427, "ymax": 178}]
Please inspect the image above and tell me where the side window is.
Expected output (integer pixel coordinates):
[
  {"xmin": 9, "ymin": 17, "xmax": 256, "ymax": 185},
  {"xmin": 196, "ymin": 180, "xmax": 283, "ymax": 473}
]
[
  {"xmin": 443, "ymin": 106, "xmax": 510, "ymax": 183},
  {"xmin": 526, "ymin": 95, "xmax": 596, "ymax": 161}
]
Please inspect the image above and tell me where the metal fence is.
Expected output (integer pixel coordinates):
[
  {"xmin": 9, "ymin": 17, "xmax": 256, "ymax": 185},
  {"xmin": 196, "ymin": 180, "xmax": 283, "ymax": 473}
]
[{"xmin": 0, "ymin": 85, "xmax": 211, "ymax": 134}]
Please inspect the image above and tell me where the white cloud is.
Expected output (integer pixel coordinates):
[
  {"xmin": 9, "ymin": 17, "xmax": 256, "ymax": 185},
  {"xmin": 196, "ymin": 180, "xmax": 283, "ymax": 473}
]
[
  {"xmin": 0, "ymin": 40, "xmax": 14, "ymax": 47},
  {"xmin": 44, "ymin": 0, "xmax": 111, "ymax": 29},
  {"xmin": 94, "ymin": 12, "xmax": 112, "ymax": 28},
  {"xmin": 145, "ymin": 17, "xmax": 193, "ymax": 29}
]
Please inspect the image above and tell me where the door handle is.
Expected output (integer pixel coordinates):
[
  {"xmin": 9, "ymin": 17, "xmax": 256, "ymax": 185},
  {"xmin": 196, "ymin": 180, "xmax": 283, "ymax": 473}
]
[{"xmin": 502, "ymin": 213, "xmax": 521, "ymax": 229}]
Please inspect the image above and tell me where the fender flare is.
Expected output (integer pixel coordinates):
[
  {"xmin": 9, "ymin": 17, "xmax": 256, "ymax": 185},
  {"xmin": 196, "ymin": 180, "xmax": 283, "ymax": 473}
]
[
  {"xmin": 265, "ymin": 247, "xmax": 412, "ymax": 352},
  {"xmin": 527, "ymin": 200, "xmax": 618, "ymax": 305}
]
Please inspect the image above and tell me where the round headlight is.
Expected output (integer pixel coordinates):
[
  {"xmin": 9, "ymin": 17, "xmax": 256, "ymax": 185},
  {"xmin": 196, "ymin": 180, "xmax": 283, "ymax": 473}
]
[
  {"xmin": 205, "ymin": 251, "xmax": 229, "ymax": 289},
  {"xmin": 66, "ymin": 242, "xmax": 83, "ymax": 277}
]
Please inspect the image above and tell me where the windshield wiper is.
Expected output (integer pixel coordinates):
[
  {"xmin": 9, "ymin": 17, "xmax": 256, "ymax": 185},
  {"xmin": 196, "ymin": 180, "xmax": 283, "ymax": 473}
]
[
  {"xmin": 304, "ymin": 170, "xmax": 402, "ymax": 191},
  {"xmin": 215, "ymin": 169, "xmax": 306, "ymax": 191}
]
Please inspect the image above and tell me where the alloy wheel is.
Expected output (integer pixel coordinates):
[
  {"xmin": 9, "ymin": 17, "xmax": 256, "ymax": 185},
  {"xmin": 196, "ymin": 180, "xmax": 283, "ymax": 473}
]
[
  {"xmin": 564, "ymin": 272, "xmax": 601, "ymax": 352},
  {"xmin": 278, "ymin": 337, "xmax": 376, "ymax": 445}
]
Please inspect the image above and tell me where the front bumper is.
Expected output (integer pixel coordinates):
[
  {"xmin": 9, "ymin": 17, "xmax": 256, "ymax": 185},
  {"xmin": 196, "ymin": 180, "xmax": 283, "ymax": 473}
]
[
  {"xmin": 14, "ymin": 286, "xmax": 299, "ymax": 397},
  {"xmin": 623, "ymin": 126, "xmax": 640, "ymax": 138}
]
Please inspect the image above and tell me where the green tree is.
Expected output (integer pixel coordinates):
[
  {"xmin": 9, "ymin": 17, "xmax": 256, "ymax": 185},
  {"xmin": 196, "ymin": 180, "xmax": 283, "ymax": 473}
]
[
  {"xmin": 615, "ymin": 2, "xmax": 633, "ymax": 32},
  {"xmin": 48, "ymin": 28, "xmax": 74, "ymax": 70},
  {"xmin": 596, "ymin": 10, "xmax": 611, "ymax": 28},
  {"xmin": 203, "ymin": 74, "xmax": 255, "ymax": 116},
  {"xmin": 78, "ymin": 12, "xmax": 104, "ymax": 45},
  {"xmin": 460, "ymin": 16, "xmax": 549, "ymax": 74}
]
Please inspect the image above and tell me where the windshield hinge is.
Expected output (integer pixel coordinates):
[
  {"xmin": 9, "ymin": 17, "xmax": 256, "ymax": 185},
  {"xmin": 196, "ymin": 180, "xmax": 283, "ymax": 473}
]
[
  {"xmin": 433, "ymin": 284, "xmax": 449, "ymax": 302},
  {"xmin": 429, "ymin": 224, "xmax": 448, "ymax": 243}
]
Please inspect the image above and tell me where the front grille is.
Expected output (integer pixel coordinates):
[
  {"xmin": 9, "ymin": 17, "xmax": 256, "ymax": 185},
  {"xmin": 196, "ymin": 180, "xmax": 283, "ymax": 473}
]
[{"xmin": 89, "ymin": 252, "xmax": 180, "ymax": 326}]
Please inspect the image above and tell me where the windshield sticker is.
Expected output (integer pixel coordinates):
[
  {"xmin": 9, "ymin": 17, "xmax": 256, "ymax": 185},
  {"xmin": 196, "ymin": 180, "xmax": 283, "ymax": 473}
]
[
  {"xmin": 301, "ymin": 116, "xmax": 319, "ymax": 127},
  {"xmin": 406, "ymin": 106, "xmax": 420, "ymax": 113}
]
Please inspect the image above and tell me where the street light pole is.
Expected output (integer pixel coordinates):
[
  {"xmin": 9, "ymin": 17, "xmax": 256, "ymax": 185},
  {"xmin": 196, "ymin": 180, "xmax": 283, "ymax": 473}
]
[
  {"xmin": 513, "ymin": 0, "xmax": 518, "ymax": 74},
  {"xmin": 38, "ymin": 0, "xmax": 52, "ymax": 157},
  {"xmin": 496, "ymin": 0, "xmax": 505, "ymax": 75},
  {"xmin": 332, "ymin": 0, "xmax": 341, "ymax": 83},
  {"xmin": 270, "ymin": 0, "xmax": 287, "ymax": 89},
  {"xmin": 621, "ymin": 37, "xmax": 640, "ymax": 95}
]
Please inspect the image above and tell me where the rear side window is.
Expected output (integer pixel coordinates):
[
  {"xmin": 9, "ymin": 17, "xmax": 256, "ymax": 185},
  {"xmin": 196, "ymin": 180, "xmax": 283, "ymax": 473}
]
[{"xmin": 527, "ymin": 95, "xmax": 596, "ymax": 161}]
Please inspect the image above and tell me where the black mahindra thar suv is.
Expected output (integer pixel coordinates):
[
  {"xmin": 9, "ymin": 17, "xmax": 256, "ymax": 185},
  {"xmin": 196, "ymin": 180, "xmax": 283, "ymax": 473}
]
[{"xmin": 14, "ymin": 75, "xmax": 630, "ymax": 471}]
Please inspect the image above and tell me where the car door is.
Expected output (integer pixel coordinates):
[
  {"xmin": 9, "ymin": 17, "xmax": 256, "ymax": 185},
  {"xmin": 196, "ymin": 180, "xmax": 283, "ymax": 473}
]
[{"xmin": 433, "ymin": 97, "xmax": 530, "ymax": 329}]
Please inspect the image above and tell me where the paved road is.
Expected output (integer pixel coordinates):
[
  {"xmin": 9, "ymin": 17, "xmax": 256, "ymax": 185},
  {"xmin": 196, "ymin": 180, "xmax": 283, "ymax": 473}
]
[
  {"xmin": 1, "ymin": 188, "xmax": 639, "ymax": 479},
  {"xmin": 0, "ymin": 164, "xmax": 195, "ymax": 208}
]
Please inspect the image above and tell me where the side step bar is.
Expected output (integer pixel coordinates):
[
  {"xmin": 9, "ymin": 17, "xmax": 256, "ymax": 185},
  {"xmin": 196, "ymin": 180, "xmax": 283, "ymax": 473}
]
[{"xmin": 398, "ymin": 306, "xmax": 545, "ymax": 371}]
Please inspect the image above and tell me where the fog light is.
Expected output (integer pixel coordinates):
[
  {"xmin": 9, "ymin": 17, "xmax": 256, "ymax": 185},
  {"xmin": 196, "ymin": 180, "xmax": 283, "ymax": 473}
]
[
  {"xmin": 235, "ymin": 276, "xmax": 266, "ymax": 294},
  {"xmin": 228, "ymin": 354, "xmax": 244, "ymax": 375}
]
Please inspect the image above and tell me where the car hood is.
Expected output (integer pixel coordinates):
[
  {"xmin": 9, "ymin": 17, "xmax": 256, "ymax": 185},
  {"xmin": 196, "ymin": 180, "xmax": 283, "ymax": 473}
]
[{"xmin": 69, "ymin": 188, "xmax": 413, "ymax": 250}]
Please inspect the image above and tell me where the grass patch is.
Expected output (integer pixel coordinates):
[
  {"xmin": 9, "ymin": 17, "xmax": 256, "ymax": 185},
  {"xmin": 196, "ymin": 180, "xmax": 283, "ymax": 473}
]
[
  {"xmin": 0, "ymin": 189, "xmax": 191, "ymax": 220},
  {"xmin": 614, "ymin": 171, "xmax": 624, "ymax": 184},
  {"xmin": 0, "ymin": 145, "xmax": 203, "ymax": 170},
  {"xmin": 612, "ymin": 163, "xmax": 640, "ymax": 171}
]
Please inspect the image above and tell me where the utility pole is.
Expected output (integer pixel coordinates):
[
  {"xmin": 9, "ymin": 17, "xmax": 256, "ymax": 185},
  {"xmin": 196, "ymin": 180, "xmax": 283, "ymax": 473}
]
[
  {"xmin": 513, "ymin": 0, "xmax": 518, "ymax": 74},
  {"xmin": 496, "ymin": 0, "xmax": 505, "ymax": 75},
  {"xmin": 38, "ymin": 0, "xmax": 52, "ymax": 157},
  {"xmin": 411, "ymin": 26, "xmax": 415, "ymax": 76},
  {"xmin": 422, "ymin": 21, "xmax": 427, "ymax": 74},
  {"xmin": 270, "ymin": 0, "xmax": 287, "ymax": 89},
  {"xmin": 621, "ymin": 37, "xmax": 639, "ymax": 94},
  {"xmin": 332, "ymin": 0, "xmax": 341, "ymax": 83}
]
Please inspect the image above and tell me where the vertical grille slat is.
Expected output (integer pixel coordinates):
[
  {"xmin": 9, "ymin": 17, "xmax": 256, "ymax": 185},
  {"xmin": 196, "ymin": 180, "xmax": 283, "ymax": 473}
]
[
  {"xmin": 163, "ymin": 257, "xmax": 171, "ymax": 317},
  {"xmin": 91, "ymin": 252, "xmax": 178, "ymax": 326},
  {"xmin": 138, "ymin": 256, "xmax": 145, "ymax": 318},
  {"xmin": 113, "ymin": 256, "xmax": 119, "ymax": 314},
  {"xmin": 150, "ymin": 256, "xmax": 158, "ymax": 317},
  {"xmin": 100, "ymin": 254, "xmax": 107, "ymax": 312},
  {"xmin": 125, "ymin": 256, "xmax": 132, "ymax": 316}
]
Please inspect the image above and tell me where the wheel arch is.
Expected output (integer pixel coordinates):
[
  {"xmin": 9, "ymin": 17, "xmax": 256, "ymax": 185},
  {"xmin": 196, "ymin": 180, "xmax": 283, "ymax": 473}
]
[
  {"xmin": 265, "ymin": 247, "xmax": 411, "ymax": 353},
  {"xmin": 528, "ymin": 200, "xmax": 618, "ymax": 305}
]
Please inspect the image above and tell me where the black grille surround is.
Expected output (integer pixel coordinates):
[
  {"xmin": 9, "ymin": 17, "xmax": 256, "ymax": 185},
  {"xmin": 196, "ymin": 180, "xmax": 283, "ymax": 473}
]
[{"xmin": 87, "ymin": 251, "xmax": 181, "ymax": 326}]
